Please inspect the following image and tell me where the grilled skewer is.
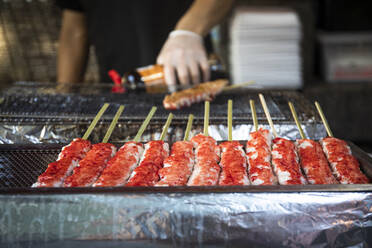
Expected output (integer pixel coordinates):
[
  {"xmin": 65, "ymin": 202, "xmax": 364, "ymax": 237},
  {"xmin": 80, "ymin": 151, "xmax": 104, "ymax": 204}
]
[
  {"xmin": 156, "ymin": 114, "xmax": 195, "ymax": 186},
  {"xmin": 288, "ymin": 102, "xmax": 338, "ymax": 184},
  {"xmin": 315, "ymin": 102, "xmax": 369, "ymax": 184},
  {"xmin": 245, "ymin": 100, "xmax": 277, "ymax": 185},
  {"xmin": 32, "ymin": 103, "xmax": 110, "ymax": 187},
  {"xmin": 187, "ymin": 101, "xmax": 221, "ymax": 186},
  {"xmin": 218, "ymin": 100, "xmax": 249, "ymax": 186},
  {"xmin": 125, "ymin": 113, "xmax": 172, "ymax": 186},
  {"xmin": 93, "ymin": 107, "xmax": 157, "ymax": 187},
  {"xmin": 63, "ymin": 105, "xmax": 125, "ymax": 187},
  {"xmin": 260, "ymin": 94, "xmax": 307, "ymax": 185}
]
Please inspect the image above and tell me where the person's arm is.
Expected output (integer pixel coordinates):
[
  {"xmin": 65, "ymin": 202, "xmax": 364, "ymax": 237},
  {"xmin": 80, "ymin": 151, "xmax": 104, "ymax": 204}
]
[
  {"xmin": 157, "ymin": 0, "xmax": 234, "ymax": 86},
  {"xmin": 57, "ymin": 9, "xmax": 89, "ymax": 84}
]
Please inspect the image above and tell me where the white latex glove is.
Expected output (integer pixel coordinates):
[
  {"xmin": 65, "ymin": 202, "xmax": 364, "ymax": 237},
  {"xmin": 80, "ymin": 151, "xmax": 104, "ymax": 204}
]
[{"xmin": 157, "ymin": 30, "xmax": 210, "ymax": 86}]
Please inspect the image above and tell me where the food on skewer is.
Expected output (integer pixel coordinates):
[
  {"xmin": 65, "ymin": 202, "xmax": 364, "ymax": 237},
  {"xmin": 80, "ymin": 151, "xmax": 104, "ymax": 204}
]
[
  {"xmin": 218, "ymin": 100, "xmax": 249, "ymax": 186},
  {"xmin": 156, "ymin": 114, "xmax": 195, "ymax": 186},
  {"xmin": 259, "ymin": 94, "xmax": 307, "ymax": 185},
  {"xmin": 32, "ymin": 103, "xmax": 110, "ymax": 187},
  {"xmin": 320, "ymin": 137, "xmax": 369, "ymax": 184},
  {"xmin": 32, "ymin": 138, "xmax": 92, "ymax": 187},
  {"xmin": 288, "ymin": 102, "xmax": 337, "ymax": 184},
  {"xmin": 93, "ymin": 107, "xmax": 157, "ymax": 187},
  {"xmin": 187, "ymin": 101, "xmax": 221, "ymax": 186},
  {"xmin": 246, "ymin": 100, "xmax": 276, "ymax": 185},
  {"xmin": 126, "ymin": 113, "xmax": 172, "ymax": 186},
  {"xmin": 163, "ymin": 79, "xmax": 228, "ymax": 110},
  {"xmin": 63, "ymin": 105, "xmax": 125, "ymax": 187},
  {"xmin": 315, "ymin": 100, "xmax": 369, "ymax": 184}
]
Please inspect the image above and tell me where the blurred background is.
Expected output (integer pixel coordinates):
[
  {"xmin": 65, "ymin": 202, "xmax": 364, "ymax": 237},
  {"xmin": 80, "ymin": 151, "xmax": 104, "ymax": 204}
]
[{"xmin": 0, "ymin": 0, "xmax": 371, "ymax": 149}]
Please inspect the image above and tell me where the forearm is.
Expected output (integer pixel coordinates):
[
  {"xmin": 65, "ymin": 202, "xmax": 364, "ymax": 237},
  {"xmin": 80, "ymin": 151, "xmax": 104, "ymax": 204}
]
[
  {"xmin": 175, "ymin": 0, "xmax": 234, "ymax": 36},
  {"xmin": 57, "ymin": 10, "xmax": 89, "ymax": 84}
]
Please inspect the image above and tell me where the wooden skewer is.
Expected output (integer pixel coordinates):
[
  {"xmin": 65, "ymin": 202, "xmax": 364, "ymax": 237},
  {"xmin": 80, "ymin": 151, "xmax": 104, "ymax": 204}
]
[
  {"xmin": 82, "ymin": 103, "xmax": 110, "ymax": 140},
  {"xmin": 249, "ymin": 99, "xmax": 258, "ymax": 132},
  {"xmin": 223, "ymin": 81, "xmax": 255, "ymax": 91},
  {"xmin": 259, "ymin": 94, "xmax": 278, "ymax": 138},
  {"xmin": 228, "ymin": 99, "xmax": 233, "ymax": 141},
  {"xmin": 160, "ymin": 113, "xmax": 173, "ymax": 141},
  {"xmin": 204, "ymin": 101, "xmax": 210, "ymax": 136},
  {"xmin": 314, "ymin": 101, "xmax": 334, "ymax": 137},
  {"xmin": 288, "ymin": 101, "xmax": 306, "ymax": 139},
  {"xmin": 184, "ymin": 114, "xmax": 194, "ymax": 141},
  {"xmin": 102, "ymin": 105, "xmax": 125, "ymax": 143},
  {"xmin": 133, "ymin": 106, "xmax": 157, "ymax": 142}
]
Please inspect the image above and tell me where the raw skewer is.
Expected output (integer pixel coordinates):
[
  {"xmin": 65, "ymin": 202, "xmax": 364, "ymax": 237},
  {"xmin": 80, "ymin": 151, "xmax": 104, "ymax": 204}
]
[
  {"xmin": 188, "ymin": 100, "xmax": 221, "ymax": 186},
  {"xmin": 183, "ymin": 114, "xmax": 194, "ymax": 141},
  {"xmin": 250, "ymin": 99, "xmax": 258, "ymax": 132},
  {"xmin": 156, "ymin": 114, "xmax": 196, "ymax": 186},
  {"xmin": 63, "ymin": 106, "xmax": 125, "ymax": 187},
  {"xmin": 228, "ymin": 99, "xmax": 233, "ymax": 141},
  {"xmin": 218, "ymin": 99, "xmax": 250, "ymax": 186},
  {"xmin": 289, "ymin": 102, "xmax": 338, "ymax": 184},
  {"xmin": 288, "ymin": 102, "xmax": 305, "ymax": 139},
  {"xmin": 315, "ymin": 102, "xmax": 369, "ymax": 184},
  {"xmin": 259, "ymin": 94, "xmax": 278, "ymax": 137},
  {"xmin": 82, "ymin": 103, "xmax": 110, "ymax": 140},
  {"xmin": 204, "ymin": 101, "xmax": 210, "ymax": 136},
  {"xmin": 33, "ymin": 103, "xmax": 110, "ymax": 187},
  {"xmin": 126, "ymin": 113, "xmax": 172, "ymax": 186},
  {"xmin": 94, "ymin": 107, "xmax": 158, "ymax": 187},
  {"xmin": 259, "ymin": 94, "xmax": 306, "ymax": 185},
  {"xmin": 314, "ymin": 101, "xmax": 333, "ymax": 137},
  {"xmin": 246, "ymin": 101, "xmax": 277, "ymax": 185}
]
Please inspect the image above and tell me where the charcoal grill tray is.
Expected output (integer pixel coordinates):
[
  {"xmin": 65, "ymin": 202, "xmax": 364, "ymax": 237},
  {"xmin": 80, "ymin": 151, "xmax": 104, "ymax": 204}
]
[
  {"xmin": 0, "ymin": 82, "xmax": 316, "ymax": 125},
  {"xmin": 0, "ymin": 141, "xmax": 371, "ymax": 192}
]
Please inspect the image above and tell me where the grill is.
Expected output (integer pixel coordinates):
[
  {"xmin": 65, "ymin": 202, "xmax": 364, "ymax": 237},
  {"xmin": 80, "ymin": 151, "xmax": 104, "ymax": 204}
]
[
  {"xmin": 0, "ymin": 82, "xmax": 316, "ymax": 125},
  {"xmin": 1, "ymin": 142, "xmax": 372, "ymax": 190}
]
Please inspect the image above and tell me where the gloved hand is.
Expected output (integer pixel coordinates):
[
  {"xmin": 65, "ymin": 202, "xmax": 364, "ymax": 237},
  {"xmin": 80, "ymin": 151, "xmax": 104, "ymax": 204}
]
[{"xmin": 157, "ymin": 30, "xmax": 210, "ymax": 86}]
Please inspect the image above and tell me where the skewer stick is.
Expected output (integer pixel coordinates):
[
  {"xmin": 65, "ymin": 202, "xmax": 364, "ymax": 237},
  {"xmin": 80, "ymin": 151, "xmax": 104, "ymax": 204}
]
[
  {"xmin": 82, "ymin": 103, "xmax": 110, "ymax": 140},
  {"xmin": 133, "ymin": 106, "xmax": 157, "ymax": 142},
  {"xmin": 259, "ymin": 94, "xmax": 278, "ymax": 138},
  {"xmin": 228, "ymin": 99, "xmax": 233, "ymax": 141},
  {"xmin": 184, "ymin": 114, "xmax": 194, "ymax": 141},
  {"xmin": 249, "ymin": 99, "xmax": 258, "ymax": 132},
  {"xmin": 314, "ymin": 101, "xmax": 334, "ymax": 137},
  {"xmin": 203, "ymin": 101, "xmax": 210, "ymax": 136},
  {"xmin": 102, "ymin": 105, "xmax": 125, "ymax": 143},
  {"xmin": 160, "ymin": 113, "xmax": 173, "ymax": 141},
  {"xmin": 288, "ymin": 102, "xmax": 306, "ymax": 139},
  {"xmin": 223, "ymin": 81, "xmax": 255, "ymax": 91}
]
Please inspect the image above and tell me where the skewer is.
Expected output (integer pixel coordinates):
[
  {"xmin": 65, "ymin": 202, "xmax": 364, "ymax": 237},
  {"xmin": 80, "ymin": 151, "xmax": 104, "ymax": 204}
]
[
  {"xmin": 102, "ymin": 105, "xmax": 125, "ymax": 143},
  {"xmin": 258, "ymin": 94, "xmax": 278, "ymax": 137},
  {"xmin": 203, "ymin": 101, "xmax": 210, "ymax": 136},
  {"xmin": 222, "ymin": 81, "xmax": 255, "ymax": 91},
  {"xmin": 160, "ymin": 113, "xmax": 173, "ymax": 141},
  {"xmin": 228, "ymin": 99, "xmax": 233, "ymax": 141},
  {"xmin": 183, "ymin": 114, "xmax": 194, "ymax": 141},
  {"xmin": 314, "ymin": 101, "xmax": 334, "ymax": 137},
  {"xmin": 133, "ymin": 107, "xmax": 157, "ymax": 142},
  {"xmin": 82, "ymin": 103, "xmax": 110, "ymax": 140},
  {"xmin": 249, "ymin": 99, "xmax": 258, "ymax": 132},
  {"xmin": 288, "ymin": 102, "xmax": 305, "ymax": 139}
]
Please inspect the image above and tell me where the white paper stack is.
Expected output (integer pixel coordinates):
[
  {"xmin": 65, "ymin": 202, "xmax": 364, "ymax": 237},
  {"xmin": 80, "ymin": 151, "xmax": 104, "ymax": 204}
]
[{"xmin": 229, "ymin": 8, "xmax": 302, "ymax": 89}]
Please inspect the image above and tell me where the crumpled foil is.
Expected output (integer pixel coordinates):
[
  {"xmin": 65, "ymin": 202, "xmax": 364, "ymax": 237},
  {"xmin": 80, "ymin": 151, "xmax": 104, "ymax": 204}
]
[
  {"xmin": 0, "ymin": 192, "xmax": 371, "ymax": 247},
  {"xmin": 0, "ymin": 123, "xmax": 327, "ymax": 144}
]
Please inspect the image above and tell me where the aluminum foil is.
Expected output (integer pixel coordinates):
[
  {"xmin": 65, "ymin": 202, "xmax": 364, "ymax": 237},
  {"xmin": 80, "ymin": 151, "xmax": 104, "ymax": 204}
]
[
  {"xmin": 0, "ymin": 123, "xmax": 327, "ymax": 144},
  {"xmin": 0, "ymin": 192, "xmax": 371, "ymax": 247}
]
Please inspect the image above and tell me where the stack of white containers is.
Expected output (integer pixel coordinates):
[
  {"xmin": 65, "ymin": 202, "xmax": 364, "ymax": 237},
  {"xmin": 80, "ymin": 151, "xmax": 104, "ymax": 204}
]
[{"xmin": 229, "ymin": 8, "xmax": 302, "ymax": 89}]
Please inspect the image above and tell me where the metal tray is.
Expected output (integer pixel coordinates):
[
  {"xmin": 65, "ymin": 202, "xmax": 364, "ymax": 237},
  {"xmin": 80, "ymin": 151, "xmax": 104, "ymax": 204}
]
[{"xmin": 0, "ymin": 141, "xmax": 371, "ymax": 192}]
